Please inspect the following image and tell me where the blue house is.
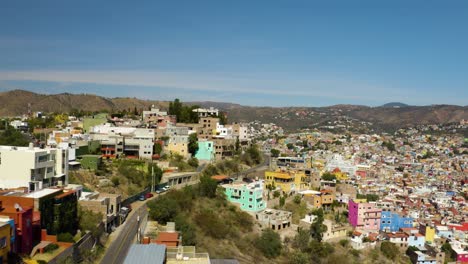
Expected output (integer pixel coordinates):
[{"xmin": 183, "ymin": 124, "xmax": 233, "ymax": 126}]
[
  {"xmin": 380, "ymin": 210, "xmax": 413, "ymax": 232},
  {"xmin": 195, "ymin": 141, "xmax": 215, "ymax": 161}
]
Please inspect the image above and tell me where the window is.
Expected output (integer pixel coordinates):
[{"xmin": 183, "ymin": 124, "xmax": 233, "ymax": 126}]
[{"xmin": 0, "ymin": 237, "xmax": 6, "ymax": 248}]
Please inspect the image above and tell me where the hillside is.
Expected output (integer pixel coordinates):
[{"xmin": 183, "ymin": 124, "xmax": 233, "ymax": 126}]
[{"xmin": 0, "ymin": 90, "xmax": 466, "ymax": 132}]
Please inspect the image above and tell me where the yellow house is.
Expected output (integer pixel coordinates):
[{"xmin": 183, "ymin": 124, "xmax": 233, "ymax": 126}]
[
  {"xmin": 265, "ymin": 170, "xmax": 308, "ymax": 193},
  {"xmin": 166, "ymin": 136, "xmax": 189, "ymax": 158},
  {"xmin": 425, "ymin": 226, "xmax": 435, "ymax": 244},
  {"xmin": 0, "ymin": 221, "xmax": 11, "ymax": 263}
]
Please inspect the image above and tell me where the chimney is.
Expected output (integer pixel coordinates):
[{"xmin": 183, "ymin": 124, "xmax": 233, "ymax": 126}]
[{"xmin": 29, "ymin": 142, "xmax": 34, "ymax": 150}]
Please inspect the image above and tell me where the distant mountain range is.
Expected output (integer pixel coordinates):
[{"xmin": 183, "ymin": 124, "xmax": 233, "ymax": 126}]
[
  {"xmin": 1, "ymin": 90, "xmax": 467, "ymax": 132},
  {"xmin": 381, "ymin": 102, "xmax": 410, "ymax": 108}
]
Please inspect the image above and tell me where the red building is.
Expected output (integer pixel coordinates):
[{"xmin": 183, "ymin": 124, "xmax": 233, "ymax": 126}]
[{"xmin": 0, "ymin": 202, "xmax": 33, "ymax": 254}]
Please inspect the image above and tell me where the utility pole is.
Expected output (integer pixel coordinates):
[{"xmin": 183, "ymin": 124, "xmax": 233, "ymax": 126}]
[{"xmin": 151, "ymin": 165, "xmax": 155, "ymax": 192}]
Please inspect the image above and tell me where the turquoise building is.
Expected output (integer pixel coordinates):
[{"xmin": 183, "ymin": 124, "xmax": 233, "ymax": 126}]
[
  {"xmin": 195, "ymin": 141, "xmax": 215, "ymax": 161},
  {"xmin": 223, "ymin": 182, "xmax": 266, "ymax": 212}
]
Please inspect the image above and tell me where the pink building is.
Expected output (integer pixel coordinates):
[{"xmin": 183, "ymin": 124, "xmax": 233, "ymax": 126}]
[{"xmin": 348, "ymin": 199, "xmax": 382, "ymax": 231}]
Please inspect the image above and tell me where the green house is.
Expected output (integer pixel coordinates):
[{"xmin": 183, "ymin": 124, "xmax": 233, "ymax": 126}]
[
  {"xmin": 195, "ymin": 141, "xmax": 215, "ymax": 161},
  {"xmin": 223, "ymin": 182, "xmax": 266, "ymax": 212}
]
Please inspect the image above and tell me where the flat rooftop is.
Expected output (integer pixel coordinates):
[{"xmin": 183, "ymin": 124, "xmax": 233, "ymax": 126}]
[{"xmin": 24, "ymin": 188, "xmax": 62, "ymax": 198}]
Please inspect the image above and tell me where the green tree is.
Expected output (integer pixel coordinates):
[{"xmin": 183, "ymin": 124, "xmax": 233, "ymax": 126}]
[
  {"xmin": 279, "ymin": 196, "xmax": 286, "ymax": 207},
  {"xmin": 289, "ymin": 251, "xmax": 309, "ymax": 264},
  {"xmin": 270, "ymin": 148, "xmax": 280, "ymax": 157},
  {"xmin": 273, "ymin": 190, "xmax": 281, "ymax": 198},
  {"xmin": 174, "ymin": 214, "xmax": 197, "ymax": 246},
  {"xmin": 154, "ymin": 142, "xmax": 163, "ymax": 155},
  {"xmin": 188, "ymin": 157, "xmax": 199, "ymax": 168},
  {"xmin": 188, "ymin": 133, "xmax": 199, "ymax": 155},
  {"xmin": 321, "ymin": 172, "xmax": 336, "ymax": 181},
  {"xmin": 287, "ymin": 143, "xmax": 294, "ymax": 150},
  {"xmin": 218, "ymin": 112, "xmax": 227, "ymax": 125},
  {"xmin": 255, "ymin": 229, "xmax": 282, "ymax": 258},
  {"xmin": 293, "ymin": 195, "xmax": 302, "ymax": 204},
  {"xmin": 78, "ymin": 208, "xmax": 104, "ymax": 241},
  {"xmin": 292, "ymin": 228, "xmax": 310, "ymax": 252},
  {"xmin": 441, "ymin": 242, "xmax": 457, "ymax": 262},
  {"xmin": 310, "ymin": 208, "xmax": 327, "ymax": 242},
  {"xmin": 0, "ymin": 127, "xmax": 29, "ymax": 146},
  {"xmin": 148, "ymin": 196, "xmax": 179, "ymax": 224},
  {"xmin": 199, "ymin": 175, "xmax": 218, "ymax": 198}
]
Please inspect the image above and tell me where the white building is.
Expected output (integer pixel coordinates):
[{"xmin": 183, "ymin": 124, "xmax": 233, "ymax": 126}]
[
  {"xmin": 0, "ymin": 144, "xmax": 69, "ymax": 191},
  {"xmin": 9, "ymin": 120, "xmax": 28, "ymax": 131},
  {"xmin": 325, "ymin": 154, "xmax": 357, "ymax": 176},
  {"xmin": 142, "ymin": 106, "xmax": 168, "ymax": 119},
  {"xmin": 192, "ymin": 107, "xmax": 219, "ymax": 117}
]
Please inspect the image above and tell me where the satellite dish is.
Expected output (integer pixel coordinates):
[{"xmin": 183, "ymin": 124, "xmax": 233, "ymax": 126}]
[{"xmin": 14, "ymin": 203, "xmax": 23, "ymax": 212}]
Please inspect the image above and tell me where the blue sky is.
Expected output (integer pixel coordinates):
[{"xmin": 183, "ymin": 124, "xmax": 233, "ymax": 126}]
[{"xmin": 0, "ymin": 0, "xmax": 467, "ymax": 106}]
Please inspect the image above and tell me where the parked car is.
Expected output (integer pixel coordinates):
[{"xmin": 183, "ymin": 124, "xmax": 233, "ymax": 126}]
[
  {"xmin": 145, "ymin": 193, "xmax": 154, "ymax": 199},
  {"xmin": 156, "ymin": 189, "xmax": 164, "ymax": 194},
  {"xmin": 138, "ymin": 195, "xmax": 146, "ymax": 201}
]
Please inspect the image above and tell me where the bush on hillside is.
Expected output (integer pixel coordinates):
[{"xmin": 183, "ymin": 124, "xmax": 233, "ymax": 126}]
[{"xmin": 255, "ymin": 229, "xmax": 282, "ymax": 258}]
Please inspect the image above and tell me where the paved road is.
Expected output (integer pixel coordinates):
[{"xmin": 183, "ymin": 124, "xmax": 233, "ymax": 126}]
[
  {"xmin": 100, "ymin": 204, "xmax": 148, "ymax": 264},
  {"xmin": 99, "ymin": 154, "xmax": 269, "ymax": 263}
]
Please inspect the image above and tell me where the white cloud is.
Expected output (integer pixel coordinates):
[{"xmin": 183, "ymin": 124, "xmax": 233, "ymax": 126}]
[{"xmin": 1, "ymin": 70, "xmax": 450, "ymax": 105}]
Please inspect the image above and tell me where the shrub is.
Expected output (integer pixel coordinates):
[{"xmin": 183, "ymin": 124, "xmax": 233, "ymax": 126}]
[
  {"xmin": 44, "ymin": 243, "xmax": 59, "ymax": 253},
  {"xmin": 195, "ymin": 209, "xmax": 229, "ymax": 239},
  {"xmin": 380, "ymin": 241, "xmax": 399, "ymax": 260},
  {"xmin": 188, "ymin": 157, "xmax": 199, "ymax": 168},
  {"xmin": 111, "ymin": 176, "xmax": 120, "ymax": 186},
  {"xmin": 350, "ymin": 249, "xmax": 360, "ymax": 257},
  {"xmin": 273, "ymin": 190, "xmax": 281, "ymax": 198},
  {"xmin": 148, "ymin": 196, "xmax": 179, "ymax": 224},
  {"xmin": 255, "ymin": 229, "xmax": 282, "ymax": 258},
  {"xmin": 57, "ymin": 232, "xmax": 75, "ymax": 243},
  {"xmin": 293, "ymin": 195, "xmax": 302, "ymax": 204},
  {"xmin": 339, "ymin": 239, "xmax": 349, "ymax": 247}
]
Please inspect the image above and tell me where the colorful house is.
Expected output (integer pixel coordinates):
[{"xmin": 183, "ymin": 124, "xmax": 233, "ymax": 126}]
[
  {"xmin": 0, "ymin": 220, "xmax": 12, "ymax": 263},
  {"xmin": 0, "ymin": 203, "xmax": 33, "ymax": 254},
  {"xmin": 348, "ymin": 199, "xmax": 381, "ymax": 231},
  {"xmin": 223, "ymin": 182, "xmax": 266, "ymax": 212},
  {"xmin": 380, "ymin": 211, "xmax": 413, "ymax": 232},
  {"xmin": 418, "ymin": 223, "xmax": 435, "ymax": 244},
  {"xmin": 304, "ymin": 190, "xmax": 335, "ymax": 210},
  {"xmin": 264, "ymin": 170, "xmax": 308, "ymax": 193},
  {"xmin": 195, "ymin": 141, "xmax": 215, "ymax": 161}
]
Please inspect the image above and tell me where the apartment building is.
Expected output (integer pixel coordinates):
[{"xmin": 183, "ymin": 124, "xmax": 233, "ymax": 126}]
[
  {"xmin": 348, "ymin": 199, "xmax": 382, "ymax": 231},
  {"xmin": 197, "ymin": 117, "xmax": 219, "ymax": 139},
  {"xmin": 223, "ymin": 182, "xmax": 266, "ymax": 213},
  {"xmin": 212, "ymin": 138, "xmax": 235, "ymax": 160},
  {"xmin": 0, "ymin": 144, "xmax": 69, "ymax": 191},
  {"xmin": 264, "ymin": 170, "xmax": 309, "ymax": 194},
  {"xmin": 91, "ymin": 124, "xmax": 155, "ymax": 159},
  {"xmin": 380, "ymin": 210, "xmax": 414, "ymax": 232}
]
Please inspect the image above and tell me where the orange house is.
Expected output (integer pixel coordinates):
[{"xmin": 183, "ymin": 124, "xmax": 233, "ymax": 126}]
[{"xmin": 154, "ymin": 232, "xmax": 180, "ymax": 247}]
